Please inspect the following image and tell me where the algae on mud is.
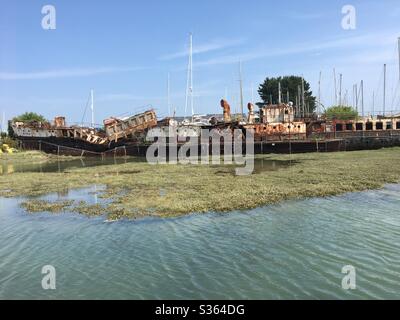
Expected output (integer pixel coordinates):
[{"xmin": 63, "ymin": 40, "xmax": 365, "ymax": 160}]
[{"xmin": 1, "ymin": 148, "xmax": 400, "ymax": 219}]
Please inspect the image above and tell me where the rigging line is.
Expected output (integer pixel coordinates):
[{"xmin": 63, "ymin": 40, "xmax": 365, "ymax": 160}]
[
  {"xmin": 391, "ymin": 81, "xmax": 400, "ymax": 109},
  {"xmin": 374, "ymin": 67, "xmax": 384, "ymax": 103},
  {"xmin": 80, "ymin": 92, "xmax": 92, "ymax": 126}
]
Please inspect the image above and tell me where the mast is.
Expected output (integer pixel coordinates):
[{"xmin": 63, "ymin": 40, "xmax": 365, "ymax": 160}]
[
  {"xmin": 372, "ymin": 91, "xmax": 375, "ymax": 117},
  {"xmin": 318, "ymin": 71, "xmax": 321, "ymax": 114},
  {"xmin": 251, "ymin": 82, "xmax": 255, "ymax": 105},
  {"xmin": 239, "ymin": 61, "xmax": 244, "ymax": 120},
  {"xmin": 297, "ymin": 85, "xmax": 301, "ymax": 117},
  {"xmin": 167, "ymin": 73, "xmax": 171, "ymax": 117},
  {"xmin": 333, "ymin": 68, "xmax": 337, "ymax": 105},
  {"xmin": 278, "ymin": 81, "xmax": 282, "ymax": 104},
  {"xmin": 185, "ymin": 33, "xmax": 194, "ymax": 120},
  {"xmin": 339, "ymin": 73, "xmax": 342, "ymax": 106},
  {"xmin": 90, "ymin": 89, "xmax": 94, "ymax": 128},
  {"xmin": 301, "ymin": 77, "xmax": 305, "ymax": 117},
  {"xmin": 355, "ymin": 83, "xmax": 358, "ymax": 112},
  {"xmin": 361, "ymin": 80, "xmax": 364, "ymax": 117},
  {"xmin": 383, "ymin": 63, "xmax": 387, "ymax": 116},
  {"xmin": 398, "ymin": 37, "xmax": 400, "ymax": 82},
  {"xmin": 1, "ymin": 110, "xmax": 4, "ymax": 134}
]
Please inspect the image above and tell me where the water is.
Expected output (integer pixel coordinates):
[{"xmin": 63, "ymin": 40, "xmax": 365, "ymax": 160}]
[
  {"xmin": 0, "ymin": 157, "xmax": 145, "ymax": 175},
  {"xmin": 1, "ymin": 184, "xmax": 400, "ymax": 300},
  {"xmin": 0, "ymin": 157, "xmax": 291, "ymax": 175}
]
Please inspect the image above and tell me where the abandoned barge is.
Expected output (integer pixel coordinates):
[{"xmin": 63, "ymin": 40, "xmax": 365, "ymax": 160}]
[{"xmin": 10, "ymin": 100, "xmax": 400, "ymax": 157}]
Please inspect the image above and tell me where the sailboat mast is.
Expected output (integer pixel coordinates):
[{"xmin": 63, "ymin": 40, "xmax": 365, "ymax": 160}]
[
  {"xmin": 190, "ymin": 33, "xmax": 194, "ymax": 119},
  {"xmin": 251, "ymin": 82, "xmax": 255, "ymax": 105},
  {"xmin": 318, "ymin": 71, "xmax": 321, "ymax": 114},
  {"xmin": 361, "ymin": 80, "xmax": 364, "ymax": 117},
  {"xmin": 372, "ymin": 91, "xmax": 375, "ymax": 117},
  {"xmin": 90, "ymin": 89, "xmax": 94, "ymax": 128},
  {"xmin": 339, "ymin": 73, "xmax": 342, "ymax": 106},
  {"xmin": 383, "ymin": 63, "xmax": 387, "ymax": 116},
  {"xmin": 239, "ymin": 61, "xmax": 244, "ymax": 120},
  {"xmin": 167, "ymin": 73, "xmax": 171, "ymax": 117},
  {"xmin": 278, "ymin": 81, "xmax": 282, "ymax": 104},
  {"xmin": 355, "ymin": 83, "xmax": 358, "ymax": 112},
  {"xmin": 333, "ymin": 68, "xmax": 337, "ymax": 105},
  {"xmin": 1, "ymin": 110, "xmax": 4, "ymax": 134},
  {"xmin": 184, "ymin": 33, "xmax": 194, "ymax": 120},
  {"xmin": 398, "ymin": 37, "xmax": 400, "ymax": 82},
  {"xmin": 301, "ymin": 77, "xmax": 305, "ymax": 117}
]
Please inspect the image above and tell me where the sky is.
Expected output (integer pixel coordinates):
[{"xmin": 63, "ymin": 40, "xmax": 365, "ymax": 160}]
[{"xmin": 0, "ymin": 0, "xmax": 399, "ymax": 128}]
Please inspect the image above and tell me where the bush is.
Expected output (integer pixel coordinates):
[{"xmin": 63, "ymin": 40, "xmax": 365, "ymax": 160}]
[{"xmin": 325, "ymin": 106, "xmax": 358, "ymax": 120}]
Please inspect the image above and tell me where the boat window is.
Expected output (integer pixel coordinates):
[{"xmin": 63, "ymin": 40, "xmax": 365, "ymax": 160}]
[
  {"xmin": 376, "ymin": 122, "xmax": 383, "ymax": 130},
  {"xmin": 386, "ymin": 122, "xmax": 393, "ymax": 130},
  {"xmin": 335, "ymin": 123, "xmax": 343, "ymax": 131},
  {"xmin": 356, "ymin": 123, "xmax": 363, "ymax": 131},
  {"xmin": 345, "ymin": 123, "xmax": 353, "ymax": 131},
  {"xmin": 366, "ymin": 123, "xmax": 373, "ymax": 130},
  {"xmin": 397, "ymin": 122, "xmax": 400, "ymax": 129}
]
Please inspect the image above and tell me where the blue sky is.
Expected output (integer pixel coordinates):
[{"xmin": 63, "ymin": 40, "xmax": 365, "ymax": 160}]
[{"xmin": 0, "ymin": 0, "xmax": 399, "ymax": 127}]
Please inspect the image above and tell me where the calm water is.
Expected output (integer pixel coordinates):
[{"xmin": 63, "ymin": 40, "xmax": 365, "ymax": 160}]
[
  {"xmin": 0, "ymin": 157, "xmax": 145, "ymax": 175},
  {"xmin": 1, "ymin": 183, "xmax": 400, "ymax": 299},
  {"xmin": 0, "ymin": 157, "xmax": 290, "ymax": 175}
]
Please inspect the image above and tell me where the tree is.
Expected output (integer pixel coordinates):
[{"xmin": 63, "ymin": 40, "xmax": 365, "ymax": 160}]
[
  {"xmin": 258, "ymin": 76, "xmax": 317, "ymax": 113},
  {"xmin": 324, "ymin": 106, "xmax": 358, "ymax": 120},
  {"xmin": 13, "ymin": 112, "xmax": 47, "ymax": 123}
]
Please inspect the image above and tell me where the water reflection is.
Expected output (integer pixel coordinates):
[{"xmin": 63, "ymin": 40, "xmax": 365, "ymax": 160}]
[{"xmin": 0, "ymin": 156, "xmax": 146, "ymax": 175}]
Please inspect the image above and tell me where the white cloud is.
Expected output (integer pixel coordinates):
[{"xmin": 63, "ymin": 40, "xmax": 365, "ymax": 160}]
[
  {"xmin": 195, "ymin": 31, "xmax": 399, "ymax": 67},
  {"xmin": 0, "ymin": 66, "xmax": 144, "ymax": 80},
  {"xmin": 159, "ymin": 38, "xmax": 245, "ymax": 60}
]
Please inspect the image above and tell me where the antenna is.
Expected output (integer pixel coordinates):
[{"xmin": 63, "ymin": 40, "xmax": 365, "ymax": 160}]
[
  {"xmin": 185, "ymin": 33, "xmax": 194, "ymax": 120},
  {"xmin": 90, "ymin": 89, "xmax": 94, "ymax": 128},
  {"xmin": 239, "ymin": 61, "xmax": 244, "ymax": 120},
  {"xmin": 383, "ymin": 63, "xmax": 387, "ymax": 116}
]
